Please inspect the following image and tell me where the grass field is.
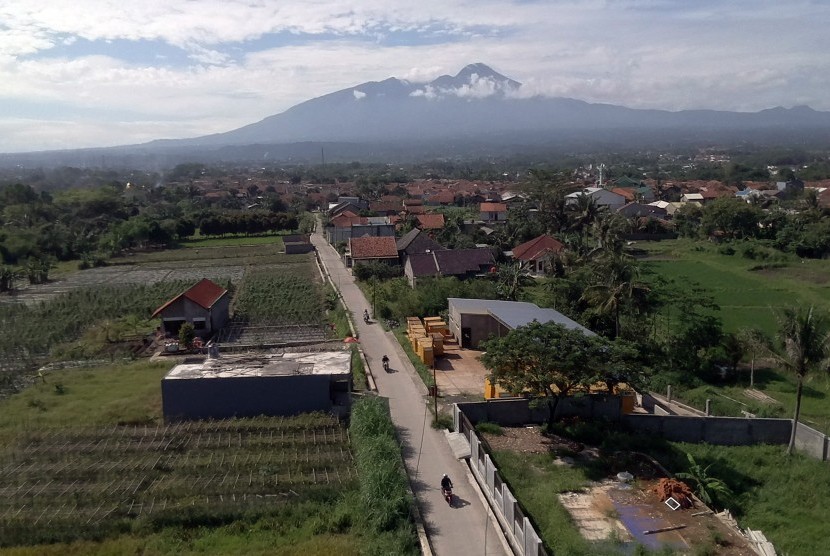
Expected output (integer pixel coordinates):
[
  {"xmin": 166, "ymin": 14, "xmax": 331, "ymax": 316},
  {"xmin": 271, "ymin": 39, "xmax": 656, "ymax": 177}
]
[
  {"xmin": 639, "ymin": 239, "xmax": 830, "ymax": 335},
  {"xmin": 0, "ymin": 361, "xmax": 370, "ymax": 553}
]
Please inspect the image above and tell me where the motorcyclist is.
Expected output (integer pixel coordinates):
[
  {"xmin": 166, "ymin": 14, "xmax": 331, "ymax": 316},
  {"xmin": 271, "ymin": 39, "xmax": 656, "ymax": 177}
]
[
  {"xmin": 381, "ymin": 354, "xmax": 390, "ymax": 370},
  {"xmin": 363, "ymin": 309, "xmax": 370, "ymax": 323},
  {"xmin": 441, "ymin": 473, "xmax": 453, "ymax": 493}
]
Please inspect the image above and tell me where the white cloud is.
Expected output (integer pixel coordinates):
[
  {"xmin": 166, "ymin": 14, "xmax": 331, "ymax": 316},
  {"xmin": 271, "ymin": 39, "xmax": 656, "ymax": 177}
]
[{"xmin": 353, "ymin": 89, "xmax": 366, "ymax": 99}]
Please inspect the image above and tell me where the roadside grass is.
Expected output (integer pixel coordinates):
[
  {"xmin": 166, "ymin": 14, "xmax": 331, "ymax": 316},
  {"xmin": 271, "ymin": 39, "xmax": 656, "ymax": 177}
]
[
  {"xmin": 638, "ymin": 239, "xmax": 830, "ymax": 335},
  {"xmin": 350, "ymin": 346, "xmax": 368, "ymax": 391}
]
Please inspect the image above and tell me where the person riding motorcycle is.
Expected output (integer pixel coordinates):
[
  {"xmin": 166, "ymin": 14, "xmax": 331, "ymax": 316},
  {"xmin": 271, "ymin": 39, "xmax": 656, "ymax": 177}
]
[
  {"xmin": 381, "ymin": 354, "xmax": 390, "ymax": 371},
  {"xmin": 441, "ymin": 473, "xmax": 453, "ymax": 493},
  {"xmin": 363, "ymin": 309, "xmax": 370, "ymax": 323}
]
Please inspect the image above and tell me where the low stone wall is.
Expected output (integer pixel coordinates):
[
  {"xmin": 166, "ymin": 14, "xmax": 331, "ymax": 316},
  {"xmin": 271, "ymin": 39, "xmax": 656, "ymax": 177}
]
[{"xmin": 795, "ymin": 421, "xmax": 830, "ymax": 461}]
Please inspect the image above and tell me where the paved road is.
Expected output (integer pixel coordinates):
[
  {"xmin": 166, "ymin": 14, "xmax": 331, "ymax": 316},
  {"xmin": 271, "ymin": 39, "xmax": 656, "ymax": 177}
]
[{"xmin": 311, "ymin": 227, "xmax": 509, "ymax": 556}]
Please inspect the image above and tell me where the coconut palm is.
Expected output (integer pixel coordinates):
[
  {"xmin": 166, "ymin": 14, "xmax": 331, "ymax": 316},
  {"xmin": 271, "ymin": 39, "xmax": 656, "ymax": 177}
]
[
  {"xmin": 581, "ymin": 252, "xmax": 650, "ymax": 339},
  {"xmin": 774, "ymin": 306, "xmax": 830, "ymax": 455}
]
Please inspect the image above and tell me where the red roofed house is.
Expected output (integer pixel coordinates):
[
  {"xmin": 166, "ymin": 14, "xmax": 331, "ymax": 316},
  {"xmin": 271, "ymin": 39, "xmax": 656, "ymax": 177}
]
[
  {"xmin": 152, "ymin": 278, "xmax": 230, "ymax": 338},
  {"xmin": 511, "ymin": 234, "xmax": 566, "ymax": 276},
  {"xmin": 479, "ymin": 202, "xmax": 508, "ymax": 222},
  {"xmin": 415, "ymin": 213, "xmax": 445, "ymax": 230},
  {"xmin": 347, "ymin": 236, "xmax": 400, "ymax": 268}
]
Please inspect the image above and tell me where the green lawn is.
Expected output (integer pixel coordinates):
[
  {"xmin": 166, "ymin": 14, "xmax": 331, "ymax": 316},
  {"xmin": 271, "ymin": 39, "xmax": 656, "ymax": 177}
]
[{"xmin": 639, "ymin": 239, "xmax": 830, "ymax": 335}]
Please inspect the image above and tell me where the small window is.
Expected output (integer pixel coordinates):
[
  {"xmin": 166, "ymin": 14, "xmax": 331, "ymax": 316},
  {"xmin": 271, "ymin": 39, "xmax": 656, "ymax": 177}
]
[{"xmin": 192, "ymin": 320, "xmax": 206, "ymax": 330}]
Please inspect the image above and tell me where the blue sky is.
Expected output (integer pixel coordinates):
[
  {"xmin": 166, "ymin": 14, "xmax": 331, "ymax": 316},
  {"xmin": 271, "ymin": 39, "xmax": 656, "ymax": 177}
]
[{"xmin": 0, "ymin": 0, "xmax": 827, "ymax": 152}]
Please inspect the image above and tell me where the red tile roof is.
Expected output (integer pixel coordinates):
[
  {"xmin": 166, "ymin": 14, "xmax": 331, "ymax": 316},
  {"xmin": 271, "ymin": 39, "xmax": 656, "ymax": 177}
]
[
  {"xmin": 610, "ymin": 188, "xmax": 635, "ymax": 201},
  {"xmin": 152, "ymin": 279, "xmax": 227, "ymax": 318},
  {"xmin": 416, "ymin": 213, "xmax": 445, "ymax": 230},
  {"xmin": 480, "ymin": 202, "xmax": 507, "ymax": 212},
  {"xmin": 512, "ymin": 235, "xmax": 565, "ymax": 262},
  {"xmin": 349, "ymin": 236, "xmax": 399, "ymax": 260}
]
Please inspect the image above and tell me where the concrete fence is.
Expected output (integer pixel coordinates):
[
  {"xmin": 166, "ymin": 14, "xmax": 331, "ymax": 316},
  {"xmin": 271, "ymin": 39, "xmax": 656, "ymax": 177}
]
[
  {"xmin": 454, "ymin": 405, "xmax": 548, "ymax": 556},
  {"xmin": 457, "ymin": 397, "xmax": 830, "ymax": 463}
]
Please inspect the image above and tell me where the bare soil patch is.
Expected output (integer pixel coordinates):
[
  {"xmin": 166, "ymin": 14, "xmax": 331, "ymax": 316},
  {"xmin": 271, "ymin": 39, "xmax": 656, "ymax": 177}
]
[{"xmin": 487, "ymin": 426, "xmax": 757, "ymax": 554}]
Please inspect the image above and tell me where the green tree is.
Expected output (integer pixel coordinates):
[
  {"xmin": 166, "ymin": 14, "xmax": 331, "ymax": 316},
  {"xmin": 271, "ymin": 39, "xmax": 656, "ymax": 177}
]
[
  {"xmin": 774, "ymin": 306, "xmax": 830, "ymax": 455},
  {"xmin": 581, "ymin": 252, "xmax": 650, "ymax": 339},
  {"xmin": 481, "ymin": 322, "xmax": 601, "ymax": 427}
]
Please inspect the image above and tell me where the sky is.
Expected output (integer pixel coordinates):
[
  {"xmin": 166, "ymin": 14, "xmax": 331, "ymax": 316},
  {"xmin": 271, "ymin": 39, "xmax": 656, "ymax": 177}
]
[{"xmin": 0, "ymin": 0, "xmax": 827, "ymax": 153}]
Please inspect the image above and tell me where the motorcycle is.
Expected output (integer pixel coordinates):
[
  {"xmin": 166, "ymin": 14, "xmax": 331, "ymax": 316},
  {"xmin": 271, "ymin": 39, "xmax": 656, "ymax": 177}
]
[
  {"xmin": 442, "ymin": 486, "xmax": 453, "ymax": 506},
  {"xmin": 382, "ymin": 358, "xmax": 390, "ymax": 372},
  {"xmin": 363, "ymin": 311, "xmax": 370, "ymax": 324}
]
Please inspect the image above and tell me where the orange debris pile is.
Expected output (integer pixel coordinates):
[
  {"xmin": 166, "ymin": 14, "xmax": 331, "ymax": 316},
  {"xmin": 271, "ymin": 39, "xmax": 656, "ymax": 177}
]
[{"xmin": 653, "ymin": 478, "xmax": 694, "ymax": 508}]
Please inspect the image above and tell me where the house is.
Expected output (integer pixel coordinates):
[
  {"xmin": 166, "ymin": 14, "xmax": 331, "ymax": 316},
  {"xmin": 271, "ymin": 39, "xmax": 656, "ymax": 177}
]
[
  {"xmin": 479, "ymin": 202, "xmax": 508, "ymax": 222},
  {"xmin": 347, "ymin": 236, "xmax": 399, "ymax": 268},
  {"xmin": 510, "ymin": 234, "xmax": 565, "ymax": 276},
  {"xmin": 680, "ymin": 193, "xmax": 704, "ymax": 204},
  {"xmin": 162, "ymin": 351, "xmax": 352, "ymax": 421},
  {"xmin": 326, "ymin": 215, "xmax": 395, "ymax": 244},
  {"xmin": 425, "ymin": 190, "xmax": 457, "ymax": 206},
  {"xmin": 396, "ymin": 228, "xmax": 445, "ymax": 257},
  {"xmin": 617, "ymin": 202, "xmax": 668, "ymax": 219},
  {"xmin": 565, "ymin": 188, "xmax": 627, "ymax": 211},
  {"xmin": 447, "ymin": 298, "xmax": 593, "ymax": 349},
  {"xmin": 283, "ymin": 234, "xmax": 314, "ymax": 254},
  {"xmin": 610, "ymin": 188, "xmax": 636, "ymax": 203},
  {"xmin": 152, "ymin": 278, "xmax": 230, "ymax": 338},
  {"xmin": 415, "ymin": 213, "xmax": 445, "ymax": 230},
  {"xmin": 403, "ymin": 248, "xmax": 495, "ymax": 287}
]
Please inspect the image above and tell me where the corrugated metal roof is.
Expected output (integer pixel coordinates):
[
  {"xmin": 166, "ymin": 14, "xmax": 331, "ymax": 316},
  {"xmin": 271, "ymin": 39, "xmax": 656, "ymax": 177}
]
[{"xmin": 448, "ymin": 298, "xmax": 594, "ymax": 336}]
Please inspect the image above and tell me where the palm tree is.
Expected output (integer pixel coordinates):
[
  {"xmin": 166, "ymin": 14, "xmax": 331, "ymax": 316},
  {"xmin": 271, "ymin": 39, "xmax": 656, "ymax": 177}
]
[
  {"xmin": 675, "ymin": 453, "xmax": 732, "ymax": 509},
  {"xmin": 774, "ymin": 306, "xmax": 830, "ymax": 455},
  {"xmin": 581, "ymin": 253, "xmax": 649, "ymax": 339}
]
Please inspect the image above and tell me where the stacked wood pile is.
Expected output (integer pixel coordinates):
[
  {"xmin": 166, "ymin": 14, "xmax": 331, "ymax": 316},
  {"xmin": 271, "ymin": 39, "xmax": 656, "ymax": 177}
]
[{"xmin": 653, "ymin": 478, "xmax": 694, "ymax": 508}]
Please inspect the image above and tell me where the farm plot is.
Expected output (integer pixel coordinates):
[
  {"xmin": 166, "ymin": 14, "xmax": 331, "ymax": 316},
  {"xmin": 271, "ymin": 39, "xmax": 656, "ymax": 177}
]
[
  {"xmin": 0, "ymin": 414, "xmax": 356, "ymax": 548},
  {"xmin": 0, "ymin": 282, "xmax": 192, "ymax": 388}
]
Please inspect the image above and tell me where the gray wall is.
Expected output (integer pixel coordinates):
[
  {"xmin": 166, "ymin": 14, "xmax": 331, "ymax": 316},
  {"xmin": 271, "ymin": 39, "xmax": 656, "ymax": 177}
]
[
  {"xmin": 456, "ymin": 398, "xmax": 830, "ymax": 461},
  {"xmin": 210, "ymin": 294, "xmax": 230, "ymax": 332},
  {"xmin": 162, "ymin": 374, "xmax": 349, "ymax": 422}
]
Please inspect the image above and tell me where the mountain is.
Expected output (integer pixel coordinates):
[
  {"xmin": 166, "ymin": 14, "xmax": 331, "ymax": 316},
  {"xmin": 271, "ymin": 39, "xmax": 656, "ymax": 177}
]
[
  {"xmin": 149, "ymin": 63, "xmax": 830, "ymax": 150},
  {"xmin": 4, "ymin": 63, "xmax": 830, "ymax": 168}
]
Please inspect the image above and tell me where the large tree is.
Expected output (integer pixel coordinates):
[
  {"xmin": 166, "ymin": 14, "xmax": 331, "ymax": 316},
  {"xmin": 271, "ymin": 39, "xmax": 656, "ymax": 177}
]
[
  {"xmin": 480, "ymin": 322, "xmax": 603, "ymax": 427},
  {"xmin": 774, "ymin": 306, "xmax": 830, "ymax": 455}
]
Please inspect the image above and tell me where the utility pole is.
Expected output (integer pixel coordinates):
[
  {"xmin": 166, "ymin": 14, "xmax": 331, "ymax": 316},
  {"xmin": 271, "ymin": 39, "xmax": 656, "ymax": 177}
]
[{"xmin": 432, "ymin": 362, "xmax": 438, "ymax": 419}]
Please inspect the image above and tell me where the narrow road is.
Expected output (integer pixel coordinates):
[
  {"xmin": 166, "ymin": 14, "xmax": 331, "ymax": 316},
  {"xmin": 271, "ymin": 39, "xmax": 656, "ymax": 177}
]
[{"xmin": 311, "ymin": 226, "xmax": 509, "ymax": 556}]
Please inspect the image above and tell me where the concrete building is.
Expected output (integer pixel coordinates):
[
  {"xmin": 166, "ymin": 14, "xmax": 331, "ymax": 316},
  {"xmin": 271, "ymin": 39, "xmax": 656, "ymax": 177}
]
[
  {"xmin": 447, "ymin": 298, "xmax": 593, "ymax": 349},
  {"xmin": 152, "ymin": 278, "xmax": 230, "ymax": 338},
  {"xmin": 161, "ymin": 351, "xmax": 352, "ymax": 421}
]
